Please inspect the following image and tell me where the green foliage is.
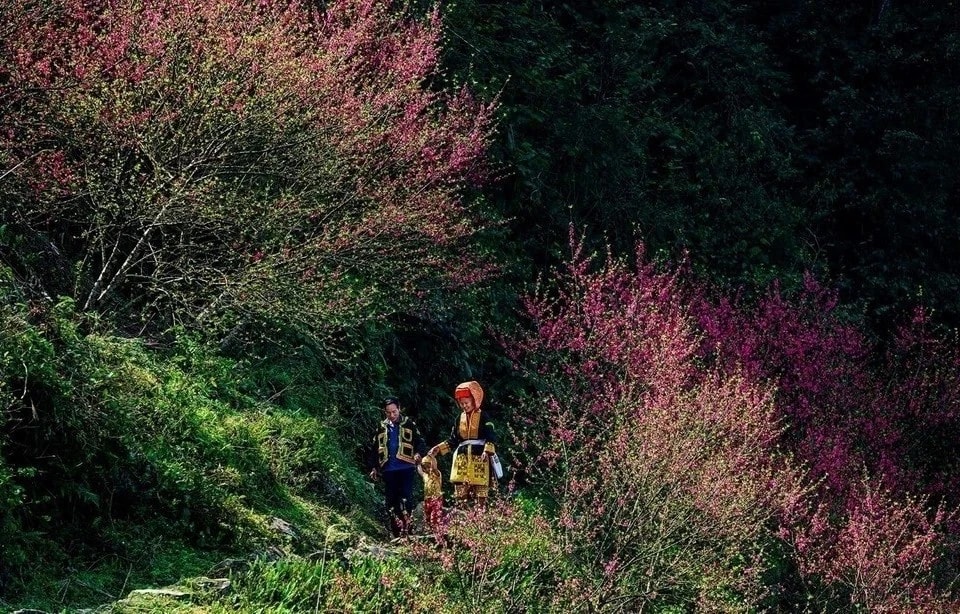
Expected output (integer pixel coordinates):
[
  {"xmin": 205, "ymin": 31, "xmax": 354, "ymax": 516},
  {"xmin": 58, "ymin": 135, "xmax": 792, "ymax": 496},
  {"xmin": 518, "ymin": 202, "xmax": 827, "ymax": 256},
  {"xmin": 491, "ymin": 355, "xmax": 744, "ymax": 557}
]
[
  {"xmin": 0, "ymin": 456, "xmax": 26, "ymax": 568},
  {"xmin": 0, "ymin": 290, "xmax": 380, "ymax": 609},
  {"xmin": 163, "ymin": 499, "xmax": 575, "ymax": 613},
  {"xmin": 435, "ymin": 501, "xmax": 574, "ymax": 611},
  {"xmin": 443, "ymin": 0, "xmax": 813, "ymax": 293},
  {"xmin": 221, "ymin": 555, "xmax": 449, "ymax": 613},
  {"xmin": 218, "ymin": 557, "xmax": 332, "ymax": 611},
  {"xmin": 770, "ymin": 1, "xmax": 960, "ymax": 330},
  {"xmin": 441, "ymin": 0, "xmax": 960, "ymax": 335}
]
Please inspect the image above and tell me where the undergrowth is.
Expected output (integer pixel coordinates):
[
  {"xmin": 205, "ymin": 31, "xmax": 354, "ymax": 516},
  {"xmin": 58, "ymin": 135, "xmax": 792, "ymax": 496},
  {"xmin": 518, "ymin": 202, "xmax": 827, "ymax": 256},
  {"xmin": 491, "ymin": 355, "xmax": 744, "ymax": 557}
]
[{"xmin": 0, "ymin": 284, "xmax": 380, "ymax": 611}]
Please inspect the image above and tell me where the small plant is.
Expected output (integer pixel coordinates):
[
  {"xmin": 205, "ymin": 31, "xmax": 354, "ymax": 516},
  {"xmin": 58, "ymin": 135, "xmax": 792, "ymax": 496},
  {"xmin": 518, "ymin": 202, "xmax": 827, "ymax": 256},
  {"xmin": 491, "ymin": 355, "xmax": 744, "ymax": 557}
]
[{"xmin": 407, "ymin": 497, "xmax": 571, "ymax": 611}]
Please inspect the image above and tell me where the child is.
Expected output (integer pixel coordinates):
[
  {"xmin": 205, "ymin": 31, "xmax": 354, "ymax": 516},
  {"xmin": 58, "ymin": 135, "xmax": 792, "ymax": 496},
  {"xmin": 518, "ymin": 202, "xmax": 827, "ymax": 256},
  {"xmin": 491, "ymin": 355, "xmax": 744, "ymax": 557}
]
[{"xmin": 418, "ymin": 455, "xmax": 444, "ymax": 535}]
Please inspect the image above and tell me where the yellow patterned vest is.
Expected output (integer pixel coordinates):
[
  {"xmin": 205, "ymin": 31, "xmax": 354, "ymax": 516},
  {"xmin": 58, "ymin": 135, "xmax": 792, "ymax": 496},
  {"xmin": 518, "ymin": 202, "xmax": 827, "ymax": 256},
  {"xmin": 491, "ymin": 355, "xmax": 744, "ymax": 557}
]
[
  {"xmin": 376, "ymin": 417, "xmax": 417, "ymax": 466},
  {"xmin": 421, "ymin": 471, "xmax": 443, "ymax": 499}
]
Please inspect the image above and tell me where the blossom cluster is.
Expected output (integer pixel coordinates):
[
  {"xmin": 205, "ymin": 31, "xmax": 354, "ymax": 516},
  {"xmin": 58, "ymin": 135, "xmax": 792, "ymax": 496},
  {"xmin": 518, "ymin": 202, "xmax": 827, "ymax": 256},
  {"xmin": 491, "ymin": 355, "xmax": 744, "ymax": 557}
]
[{"xmin": 507, "ymin": 234, "xmax": 960, "ymax": 610}]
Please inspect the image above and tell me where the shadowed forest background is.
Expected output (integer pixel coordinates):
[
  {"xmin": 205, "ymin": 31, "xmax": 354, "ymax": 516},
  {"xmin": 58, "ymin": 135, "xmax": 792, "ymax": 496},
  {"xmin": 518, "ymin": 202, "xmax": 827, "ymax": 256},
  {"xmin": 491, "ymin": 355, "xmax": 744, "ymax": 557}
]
[{"xmin": 2, "ymin": 0, "xmax": 960, "ymax": 611}]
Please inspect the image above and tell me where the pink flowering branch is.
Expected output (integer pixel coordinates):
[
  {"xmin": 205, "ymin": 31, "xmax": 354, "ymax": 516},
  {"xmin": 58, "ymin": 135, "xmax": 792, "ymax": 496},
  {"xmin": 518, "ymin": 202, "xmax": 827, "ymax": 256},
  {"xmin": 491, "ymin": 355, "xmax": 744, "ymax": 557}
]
[
  {"xmin": 0, "ymin": 0, "xmax": 498, "ymax": 342},
  {"xmin": 506, "ymin": 231, "xmax": 960, "ymax": 609}
]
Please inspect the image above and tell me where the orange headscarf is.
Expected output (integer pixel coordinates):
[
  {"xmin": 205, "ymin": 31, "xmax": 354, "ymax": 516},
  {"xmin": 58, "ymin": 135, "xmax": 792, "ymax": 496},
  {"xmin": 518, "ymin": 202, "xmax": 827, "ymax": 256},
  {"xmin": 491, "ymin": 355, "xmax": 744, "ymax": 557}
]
[{"xmin": 454, "ymin": 381, "xmax": 484, "ymax": 411}]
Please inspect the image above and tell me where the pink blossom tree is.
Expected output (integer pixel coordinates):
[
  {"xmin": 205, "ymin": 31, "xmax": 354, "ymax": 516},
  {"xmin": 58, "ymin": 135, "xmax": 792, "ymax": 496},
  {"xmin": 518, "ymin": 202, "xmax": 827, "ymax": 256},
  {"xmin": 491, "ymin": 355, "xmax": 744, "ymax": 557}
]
[
  {"xmin": 0, "ymin": 0, "xmax": 496, "ymax": 342},
  {"xmin": 508, "ymin": 233, "xmax": 960, "ymax": 610},
  {"xmin": 692, "ymin": 284, "xmax": 960, "ymax": 609},
  {"xmin": 510, "ymin": 238, "xmax": 811, "ymax": 609},
  {"xmin": 691, "ymin": 276, "xmax": 960, "ymax": 512}
]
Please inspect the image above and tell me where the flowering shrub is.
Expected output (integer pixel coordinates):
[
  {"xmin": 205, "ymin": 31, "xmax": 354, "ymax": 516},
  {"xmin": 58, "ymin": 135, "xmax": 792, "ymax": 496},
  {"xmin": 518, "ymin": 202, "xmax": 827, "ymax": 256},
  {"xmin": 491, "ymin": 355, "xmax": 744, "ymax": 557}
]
[
  {"xmin": 691, "ymin": 271, "xmax": 960, "ymax": 608},
  {"xmin": 408, "ymin": 497, "xmax": 572, "ymax": 612},
  {"xmin": 0, "ymin": 0, "xmax": 496, "ymax": 343},
  {"xmin": 508, "ymin": 240, "xmax": 809, "ymax": 610},
  {"xmin": 691, "ymin": 276, "xmax": 869, "ymax": 497},
  {"xmin": 794, "ymin": 481, "xmax": 956, "ymax": 613},
  {"xmin": 507, "ymin": 235, "xmax": 960, "ymax": 610},
  {"xmin": 878, "ymin": 308, "xmax": 960, "ymax": 506}
]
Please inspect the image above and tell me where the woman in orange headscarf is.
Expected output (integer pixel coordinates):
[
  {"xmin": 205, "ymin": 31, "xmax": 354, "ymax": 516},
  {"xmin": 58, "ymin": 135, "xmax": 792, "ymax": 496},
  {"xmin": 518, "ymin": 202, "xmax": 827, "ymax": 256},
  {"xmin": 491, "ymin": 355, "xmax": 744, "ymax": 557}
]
[{"xmin": 428, "ymin": 381, "xmax": 498, "ymax": 506}]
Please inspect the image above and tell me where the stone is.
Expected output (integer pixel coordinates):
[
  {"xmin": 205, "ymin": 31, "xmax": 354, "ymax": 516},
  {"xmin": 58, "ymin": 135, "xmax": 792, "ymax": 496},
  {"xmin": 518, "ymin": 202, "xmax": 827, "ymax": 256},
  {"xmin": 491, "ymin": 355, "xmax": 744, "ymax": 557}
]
[
  {"xmin": 126, "ymin": 587, "xmax": 191, "ymax": 600},
  {"xmin": 190, "ymin": 577, "xmax": 232, "ymax": 596}
]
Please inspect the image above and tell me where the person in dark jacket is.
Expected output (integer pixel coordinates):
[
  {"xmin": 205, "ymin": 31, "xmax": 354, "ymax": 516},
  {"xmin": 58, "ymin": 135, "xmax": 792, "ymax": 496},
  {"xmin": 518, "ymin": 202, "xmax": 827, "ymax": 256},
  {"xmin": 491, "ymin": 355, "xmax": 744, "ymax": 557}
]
[{"xmin": 367, "ymin": 396, "xmax": 427, "ymax": 537}]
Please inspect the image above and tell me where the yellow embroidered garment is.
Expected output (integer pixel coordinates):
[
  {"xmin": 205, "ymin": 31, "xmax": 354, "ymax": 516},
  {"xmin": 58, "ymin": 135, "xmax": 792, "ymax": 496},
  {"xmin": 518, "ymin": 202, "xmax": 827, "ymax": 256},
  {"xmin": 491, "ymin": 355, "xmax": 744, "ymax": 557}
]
[
  {"xmin": 421, "ymin": 471, "xmax": 443, "ymax": 499},
  {"xmin": 450, "ymin": 440, "xmax": 490, "ymax": 485}
]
